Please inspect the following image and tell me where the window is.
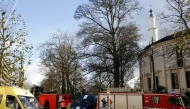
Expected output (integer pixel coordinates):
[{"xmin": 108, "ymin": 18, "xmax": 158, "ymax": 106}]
[
  {"xmin": 176, "ymin": 46, "xmax": 183, "ymax": 67},
  {"xmin": 151, "ymin": 96, "xmax": 159, "ymax": 103},
  {"xmin": 168, "ymin": 97, "xmax": 182, "ymax": 106},
  {"xmin": 0, "ymin": 94, "xmax": 2, "ymax": 104},
  {"xmin": 186, "ymin": 71, "xmax": 190, "ymax": 88},
  {"xmin": 18, "ymin": 95, "xmax": 42, "ymax": 108},
  {"xmin": 148, "ymin": 78, "xmax": 151, "ymax": 91},
  {"xmin": 171, "ymin": 73, "xmax": 179, "ymax": 89},
  {"xmin": 6, "ymin": 95, "xmax": 16, "ymax": 108},
  {"xmin": 6, "ymin": 95, "xmax": 21, "ymax": 109}
]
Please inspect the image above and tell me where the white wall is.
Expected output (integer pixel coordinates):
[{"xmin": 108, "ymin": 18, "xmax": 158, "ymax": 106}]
[{"xmin": 139, "ymin": 40, "xmax": 190, "ymax": 94}]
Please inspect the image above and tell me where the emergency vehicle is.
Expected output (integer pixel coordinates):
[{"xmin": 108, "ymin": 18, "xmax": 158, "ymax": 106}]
[
  {"xmin": 31, "ymin": 85, "xmax": 71, "ymax": 109},
  {"xmin": 72, "ymin": 94, "xmax": 97, "ymax": 109},
  {"xmin": 0, "ymin": 86, "xmax": 43, "ymax": 109},
  {"xmin": 37, "ymin": 93, "xmax": 71, "ymax": 109},
  {"xmin": 97, "ymin": 88, "xmax": 186, "ymax": 109}
]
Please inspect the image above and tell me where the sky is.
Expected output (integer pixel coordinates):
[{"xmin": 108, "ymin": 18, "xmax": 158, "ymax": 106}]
[{"xmin": 12, "ymin": 0, "xmax": 167, "ymax": 86}]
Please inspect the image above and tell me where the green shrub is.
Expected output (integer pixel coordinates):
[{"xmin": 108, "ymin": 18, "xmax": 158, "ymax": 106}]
[
  {"xmin": 156, "ymin": 85, "xmax": 167, "ymax": 93},
  {"xmin": 183, "ymin": 90, "xmax": 190, "ymax": 106}
]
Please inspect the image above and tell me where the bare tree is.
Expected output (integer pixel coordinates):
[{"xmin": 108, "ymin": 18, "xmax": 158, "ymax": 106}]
[
  {"xmin": 86, "ymin": 74, "xmax": 107, "ymax": 94},
  {"xmin": 74, "ymin": 0, "xmax": 143, "ymax": 87},
  {"xmin": 38, "ymin": 31, "xmax": 81, "ymax": 94},
  {"xmin": 133, "ymin": 77, "xmax": 140, "ymax": 90},
  {"xmin": 158, "ymin": 0, "xmax": 190, "ymax": 30},
  {"xmin": 40, "ymin": 67, "xmax": 61, "ymax": 93}
]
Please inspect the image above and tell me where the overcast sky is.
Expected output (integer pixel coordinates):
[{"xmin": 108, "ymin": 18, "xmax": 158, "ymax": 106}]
[{"xmin": 13, "ymin": 0, "xmax": 167, "ymax": 86}]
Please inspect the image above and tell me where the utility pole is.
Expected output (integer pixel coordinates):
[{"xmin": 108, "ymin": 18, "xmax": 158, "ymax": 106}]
[
  {"xmin": 151, "ymin": 37, "xmax": 156, "ymax": 93},
  {"xmin": 107, "ymin": 90, "xmax": 110, "ymax": 109}
]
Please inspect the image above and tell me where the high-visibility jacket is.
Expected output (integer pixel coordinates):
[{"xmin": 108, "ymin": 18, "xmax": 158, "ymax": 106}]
[
  {"xmin": 107, "ymin": 99, "xmax": 113, "ymax": 106},
  {"xmin": 60, "ymin": 102, "xmax": 67, "ymax": 107}
]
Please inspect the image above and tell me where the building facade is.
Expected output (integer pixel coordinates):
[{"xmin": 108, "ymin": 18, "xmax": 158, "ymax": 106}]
[{"xmin": 138, "ymin": 10, "xmax": 190, "ymax": 94}]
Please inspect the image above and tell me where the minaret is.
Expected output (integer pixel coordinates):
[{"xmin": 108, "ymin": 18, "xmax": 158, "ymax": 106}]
[{"xmin": 148, "ymin": 9, "xmax": 158, "ymax": 42}]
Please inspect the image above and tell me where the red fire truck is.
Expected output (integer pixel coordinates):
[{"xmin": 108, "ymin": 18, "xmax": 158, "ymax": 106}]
[
  {"xmin": 30, "ymin": 85, "xmax": 71, "ymax": 109},
  {"xmin": 97, "ymin": 89, "xmax": 186, "ymax": 109},
  {"xmin": 37, "ymin": 94, "xmax": 71, "ymax": 109}
]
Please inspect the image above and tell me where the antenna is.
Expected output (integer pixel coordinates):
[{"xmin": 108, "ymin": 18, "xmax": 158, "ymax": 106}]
[{"xmin": 149, "ymin": 5, "xmax": 153, "ymax": 17}]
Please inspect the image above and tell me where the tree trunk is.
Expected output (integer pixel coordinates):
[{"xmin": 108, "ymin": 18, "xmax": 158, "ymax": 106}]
[
  {"xmin": 66, "ymin": 73, "xmax": 74, "ymax": 95},
  {"xmin": 120, "ymin": 72, "xmax": 124, "ymax": 87},
  {"xmin": 113, "ymin": 57, "xmax": 120, "ymax": 87},
  {"xmin": 61, "ymin": 71, "xmax": 66, "ymax": 94},
  {"xmin": 61, "ymin": 80, "xmax": 66, "ymax": 94}
]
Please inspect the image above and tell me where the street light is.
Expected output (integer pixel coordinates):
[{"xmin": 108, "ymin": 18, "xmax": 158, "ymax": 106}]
[{"xmin": 150, "ymin": 37, "xmax": 156, "ymax": 93}]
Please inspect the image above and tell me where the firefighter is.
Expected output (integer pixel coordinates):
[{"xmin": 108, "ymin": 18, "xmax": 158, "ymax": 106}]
[
  {"xmin": 35, "ymin": 103, "xmax": 39, "ymax": 107},
  {"xmin": 58, "ymin": 99, "xmax": 66, "ymax": 109},
  {"xmin": 101, "ymin": 98, "xmax": 106, "ymax": 107},
  {"xmin": 107, "ymin": 97, "xmax": 113, "ymax": 107}
]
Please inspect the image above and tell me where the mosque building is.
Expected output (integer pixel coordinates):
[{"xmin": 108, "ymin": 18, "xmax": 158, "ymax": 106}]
[{"xmin": 138, "ymin": 9, "xmax": 190, "ymax": 94}]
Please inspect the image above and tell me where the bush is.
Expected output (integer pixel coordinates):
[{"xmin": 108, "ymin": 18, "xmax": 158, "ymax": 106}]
[
  {"xmin": 183, "ymin": 90, "xmax": 190, "ymax": 106},
  {"xmin": 156, "ymin": 85, "xmax": 167, "ymax": 93}
]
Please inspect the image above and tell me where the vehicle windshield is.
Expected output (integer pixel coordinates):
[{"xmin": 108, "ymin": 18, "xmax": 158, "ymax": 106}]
[
  {"xmin": 168, "ymin": 96, "xmax": 184, "ymax": 106},
  {"xmin": 74, "ymin": 100, "xmax": 91, "ymax": 106},
  {"xmin": 18, "ymin": 95, "xmax": 42, "ymax": 109}
]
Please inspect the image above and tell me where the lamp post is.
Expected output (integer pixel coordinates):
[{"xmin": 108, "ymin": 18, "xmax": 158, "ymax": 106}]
[{"xmin": 151, "ymin": 37, "xmax": 156, "ymax": 93}]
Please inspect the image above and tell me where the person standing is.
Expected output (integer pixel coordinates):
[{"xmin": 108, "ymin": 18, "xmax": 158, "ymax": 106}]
[
  {"xmin": 107, "ymin": 97, "xmax": 113, "ymax": 108},
  {"xmin": 101, "ymin": 98, "xmax": 106, "ymax": 107},
  {"xmin": 70, "ymin": 99, "xmax": 74, "ymax": 107},
  {"xmin": 58, "ymin": 99, "xmax": 66, "ymax": 109}
]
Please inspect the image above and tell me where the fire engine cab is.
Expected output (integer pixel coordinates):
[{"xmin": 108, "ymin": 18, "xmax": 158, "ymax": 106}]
[{"xmin": 97, "ymin": 88, "xmax": 186, "ymax": 109}]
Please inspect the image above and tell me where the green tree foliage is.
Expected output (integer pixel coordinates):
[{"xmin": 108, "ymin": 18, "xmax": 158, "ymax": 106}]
[
  {"xmin": 0, "ymin": 0, "xmax": 33, "ymax": 86},
  {"xmin": 38, "ymin": 31, "xmax": 82, "ymax": 94},
  {"xmin": 156, "ymin": 85, "xmax": 167, "ymax": 93},
  {"xmin": 74, "ymin": 0, "xmax": 143, "ymax": 87}
]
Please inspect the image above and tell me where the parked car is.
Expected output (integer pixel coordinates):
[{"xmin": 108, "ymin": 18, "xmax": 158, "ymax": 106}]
[{"xmin": 72, "ymin": 94, "xmax": 97, "ymax": 109}]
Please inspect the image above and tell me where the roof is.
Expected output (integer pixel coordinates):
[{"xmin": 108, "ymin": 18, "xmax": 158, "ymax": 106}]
[
  {"xmin": 144, "ymin": 30, "xmax": 190, "ymax": 50},
  {"xmin": 78, "ymin": 94, "xmax": 97, "ymax": 100},
  {"xmin": 144, "ymin": 34, "xmax": 175, "ymax": 50},
  {"xmin": 0, "ymin": 86, "xmax": 34, "ymax": 97}
]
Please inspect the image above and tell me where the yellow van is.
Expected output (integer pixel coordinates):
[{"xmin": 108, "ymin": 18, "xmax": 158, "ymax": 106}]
[{"xmin": 0, "ymin": 86, "xmax": 42, "ymax": 109}]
